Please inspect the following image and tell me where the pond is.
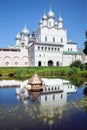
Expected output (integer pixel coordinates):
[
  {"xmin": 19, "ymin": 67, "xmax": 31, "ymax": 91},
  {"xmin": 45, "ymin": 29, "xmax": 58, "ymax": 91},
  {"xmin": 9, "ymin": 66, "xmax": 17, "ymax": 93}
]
[{"xmin": 0, "ymin": 78, "xmax": 87, "ymax": 130}]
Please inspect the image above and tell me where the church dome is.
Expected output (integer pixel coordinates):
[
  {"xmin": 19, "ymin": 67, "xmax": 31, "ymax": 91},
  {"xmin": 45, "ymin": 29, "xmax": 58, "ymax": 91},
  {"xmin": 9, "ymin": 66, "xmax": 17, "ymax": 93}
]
[
  {"xmin": 21, "ymin": 25, "xmax": 29, "ymax": 35},
  {"xmin": 15, "ymin": 32, "xmax": 21, "ymax": 39},
  {"xmin": 58, "ymin": 16, "xmax": 63, "ymax": 22},
  {"xmin": 42, "ymin": 14, "xmax": 47, "ymax": 20},
  {"xmin": 47, "ymin": 9, "xmax": 55, "ymax": 19},
  {"xmin": 39, "ymin": 19, "xmax": 43, "ymax": 24}
]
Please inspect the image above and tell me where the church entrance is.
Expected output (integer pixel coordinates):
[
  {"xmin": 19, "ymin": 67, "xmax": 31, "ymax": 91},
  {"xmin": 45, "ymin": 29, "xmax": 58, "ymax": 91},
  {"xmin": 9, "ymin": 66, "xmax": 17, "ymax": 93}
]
[
  {"xmin": 48, "ymin": 60, "xmax": 53, "ymax": 66},
  {"xmin": 38, "ymin": 61, "xmax": 41, "ymax": 66}
]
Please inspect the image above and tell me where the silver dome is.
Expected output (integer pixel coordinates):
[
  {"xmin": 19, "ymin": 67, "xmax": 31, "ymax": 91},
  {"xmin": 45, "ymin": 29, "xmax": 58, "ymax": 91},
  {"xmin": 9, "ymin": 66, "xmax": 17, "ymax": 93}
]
[
  {"xmin": 39, "ymin": 19, "xmax": 43, "ymax": 24},
  {"xmin": 15, "ymin": 32, "xmax": 21, "ymax": 39},
  {"xmin": 47, "ymin": 9, "xmax": 55, "ymax": 19},
  {"xmin": 42, "ymin": 14, "xmax": 47, "ymax": 20},
  {"xmin": 58, "ymin": 16, "xmax": 63, "ymax": 22},
  {"xmin": 21, "ymin": 25, "xmax": 29, "ymax": 35}
]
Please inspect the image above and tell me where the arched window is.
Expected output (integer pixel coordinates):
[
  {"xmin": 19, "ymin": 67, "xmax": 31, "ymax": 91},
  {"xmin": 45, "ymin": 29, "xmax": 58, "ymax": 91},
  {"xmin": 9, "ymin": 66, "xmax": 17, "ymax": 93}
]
[
  {"xmin": 6, "ymin": 62, "xmax": 9, "ymax": 66},
  {"xmin": 25, "ymin": 62, "xmax": 28, "ymax": 66},
  {"xmin": 15, "ymin": 62, "xmax": 18, "ymax": 66}
]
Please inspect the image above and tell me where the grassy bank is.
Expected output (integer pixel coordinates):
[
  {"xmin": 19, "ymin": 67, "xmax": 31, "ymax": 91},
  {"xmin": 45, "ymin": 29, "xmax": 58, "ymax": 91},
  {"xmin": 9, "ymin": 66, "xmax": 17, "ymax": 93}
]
[{"xmin": 0, "ymin": 66, "xmax": 87, "ymax": 86}]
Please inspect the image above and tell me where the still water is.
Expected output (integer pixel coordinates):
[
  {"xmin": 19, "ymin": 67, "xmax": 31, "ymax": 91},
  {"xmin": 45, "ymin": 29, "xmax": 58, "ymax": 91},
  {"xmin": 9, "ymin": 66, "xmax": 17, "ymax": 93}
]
[{"xmin": 0, "ymin": 78, "xmax": 87, "ymax": 130}]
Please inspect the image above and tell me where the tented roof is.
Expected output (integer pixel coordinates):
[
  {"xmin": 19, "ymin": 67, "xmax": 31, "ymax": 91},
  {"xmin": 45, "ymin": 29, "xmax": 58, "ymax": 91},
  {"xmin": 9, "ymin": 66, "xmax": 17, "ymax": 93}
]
[{"xmin": 29, "ymin": 73, "xmax": 43, "ymax": 85}]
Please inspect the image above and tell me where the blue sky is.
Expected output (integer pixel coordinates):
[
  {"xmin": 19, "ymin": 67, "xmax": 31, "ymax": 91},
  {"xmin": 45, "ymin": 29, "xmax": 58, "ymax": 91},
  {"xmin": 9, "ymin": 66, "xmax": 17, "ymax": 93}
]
[{"xmin": 0, "ymin": 0, "xmax": 86, "ymax": 49}]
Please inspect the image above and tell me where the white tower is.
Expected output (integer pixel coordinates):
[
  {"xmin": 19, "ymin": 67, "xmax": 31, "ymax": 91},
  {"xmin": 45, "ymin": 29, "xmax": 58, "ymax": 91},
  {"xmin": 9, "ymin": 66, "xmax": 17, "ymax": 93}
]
[
  {"xmin": 21, "ymin": 24, "xmax": 30, "ymax": 46},
  {"xmin": 58, "ymin": 16, "xmax": 63, "ymax": 29},
  {"xmin": 15, "ymin": 32, "xmax": 21, "ymax": 47},
  {"xmin": 42, "ymin": 12, "xmax": 47, "ymax": 26}
]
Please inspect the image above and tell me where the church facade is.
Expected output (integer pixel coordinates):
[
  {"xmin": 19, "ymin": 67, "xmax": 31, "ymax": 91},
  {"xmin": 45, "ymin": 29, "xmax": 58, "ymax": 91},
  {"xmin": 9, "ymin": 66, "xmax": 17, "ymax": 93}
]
[{"xmin": 0, "ymin": 7, "xmax": 84, "ymax": 67}]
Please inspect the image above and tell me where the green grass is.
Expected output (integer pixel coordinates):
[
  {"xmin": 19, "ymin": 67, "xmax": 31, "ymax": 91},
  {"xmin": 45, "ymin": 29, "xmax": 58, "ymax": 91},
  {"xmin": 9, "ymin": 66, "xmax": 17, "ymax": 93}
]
[{"xmin": 0, "ymin": 66, "xmax": 87, "ymax": 86}]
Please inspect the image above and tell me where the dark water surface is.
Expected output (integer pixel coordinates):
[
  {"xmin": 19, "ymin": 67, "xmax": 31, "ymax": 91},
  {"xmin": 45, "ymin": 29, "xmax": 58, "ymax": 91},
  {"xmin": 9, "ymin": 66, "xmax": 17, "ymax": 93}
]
[{"xmin": 0, "ymin": 79, "xmax": 87, "ymax": 130}]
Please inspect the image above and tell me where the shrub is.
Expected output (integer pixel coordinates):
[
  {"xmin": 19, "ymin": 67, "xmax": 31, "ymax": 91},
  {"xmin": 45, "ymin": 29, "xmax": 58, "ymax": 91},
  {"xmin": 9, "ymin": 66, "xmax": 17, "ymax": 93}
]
[
  {"xmin": 68, "ymin": 67, "xmax": 80, "ymax": 76},
  {"xmin": 0, "ymin": 74, "xmax": 2, "ymax": 77},
  {"xmin": 81, "ymin": 71, "xmax": 87, "ymax": 78},
  {"xmin": 8, "ymin": 73, "xmax": 14, "ymax": 77},
  {"xmin": 70, "ymin": 60, "xmax": 85, "ymax": 70}
]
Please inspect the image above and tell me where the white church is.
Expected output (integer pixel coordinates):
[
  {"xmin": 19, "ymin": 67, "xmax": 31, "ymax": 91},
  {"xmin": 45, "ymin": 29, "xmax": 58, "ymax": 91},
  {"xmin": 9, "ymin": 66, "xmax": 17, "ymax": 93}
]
[{"xmin": 0, "ymin": 7, "xmax": 84, "ymax": 67}]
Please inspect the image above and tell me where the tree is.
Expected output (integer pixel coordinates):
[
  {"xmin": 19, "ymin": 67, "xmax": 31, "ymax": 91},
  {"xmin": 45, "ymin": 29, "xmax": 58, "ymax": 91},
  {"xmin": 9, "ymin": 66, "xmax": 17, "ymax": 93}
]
[
  {"xmin": 83, "ymin": 31, "xmax": 87, "ymax": 55},
  {"xmin": 70, "ymin": 60, "xmax": 85, "ymax": 70}
]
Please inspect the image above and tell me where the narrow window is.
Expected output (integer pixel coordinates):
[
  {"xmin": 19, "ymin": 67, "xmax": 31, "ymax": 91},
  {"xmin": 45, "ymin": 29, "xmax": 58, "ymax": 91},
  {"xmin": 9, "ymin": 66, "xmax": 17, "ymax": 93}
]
[
  {"xmin": 51, "ymin": 47, "xmax": 53, "ymax": 51},
  {"xmin": 45, "ymin": 96, "xmax": 47, "ymax": 101},
  {"xmin": 53, "ymin": 95, "xmax": 55, "ymax": 100},
  {"xmin": 53, "ymin": 37, "xmax": 55, "ymax": 42},
  {"xmin": 50, "ymin": 22, "xmax": 51, "ymax": 26},
  {"xmin": 48, "ymin": 87, "xmax": 50, "ymax": 91},
  {"xmin": 48, "ymin": 47, "xmax": 50, "ymax": 51},
  {"xmin": 41, "ymin": 46, "xmax": 43, "ymax": 50},
  {"xmin": 38, "ymin": 46, "xmax": 40, "ymax": 50},
  {"xmin": 61, "ymin": 94, "xmax": 63, "ymax": 99},
  {"xmin": 55, "ymin": 48, "xmax": 56, "ymax": 51},
  {"xmin": 45, "ymin": 36, "xmax": 47, "ymax": 42},
  {"xmin": 61, "ymin": 38, "xmax": 63, "ymax": 43},
  {"xmin": 45, "ymin": 47, "xmax": 47, "ymax": 50},
  {"xmin": 58, "ymin": 48, "xmax": 60, "ymax": 51}
]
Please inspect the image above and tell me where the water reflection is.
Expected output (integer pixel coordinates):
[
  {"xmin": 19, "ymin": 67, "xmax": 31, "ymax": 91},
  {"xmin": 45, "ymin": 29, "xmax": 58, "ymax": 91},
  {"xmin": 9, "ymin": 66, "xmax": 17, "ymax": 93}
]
[
  {"xmin": 16, "ymin": 78, "xmax": 77, "ymax": 128},
  {"xmin": 15, "ymin": 78, "xmax": 77, "ymax": 105},
  {"xmin": 0, "ymin": 78, "xmax": 87, "ymax": 130}
]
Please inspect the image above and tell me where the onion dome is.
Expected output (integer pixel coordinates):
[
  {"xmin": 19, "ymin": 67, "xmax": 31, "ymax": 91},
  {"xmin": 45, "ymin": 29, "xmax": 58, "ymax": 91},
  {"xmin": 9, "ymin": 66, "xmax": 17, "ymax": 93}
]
[
  {"xmin": 21, "ymin": 24, "xmax": 29, "ymax": 35},
  {"xmin": 42, "ymin": 14, "xmax": 47, "ymax": 20},
  {"xmin": 39, "ymin": 19, "xmax": 43, "ymax": 25},
  {"xmin": 58, "ymin": 16, "xmax": 63, "ymax": 22},
  {"xmin": 15, "ymin": 32, "xmax": 21, "ymax": 40},
  {"xmin": 47, "ymin": 8, "xmax": 55, "ymax": 19}
]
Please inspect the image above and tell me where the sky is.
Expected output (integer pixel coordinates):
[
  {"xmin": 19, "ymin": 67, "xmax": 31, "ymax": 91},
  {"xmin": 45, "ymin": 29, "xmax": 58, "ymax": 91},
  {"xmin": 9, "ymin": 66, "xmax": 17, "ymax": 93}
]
[{"xmin": 0, "ymin": 0, "xmax": 87, "ymax": 49}]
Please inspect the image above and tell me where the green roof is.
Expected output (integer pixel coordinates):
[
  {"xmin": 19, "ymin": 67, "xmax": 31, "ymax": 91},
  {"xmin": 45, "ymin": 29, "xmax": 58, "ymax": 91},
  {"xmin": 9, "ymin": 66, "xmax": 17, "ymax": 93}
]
[{"xmin": 63, "ymin": 51, "xmax": 83, "ymax": 55}]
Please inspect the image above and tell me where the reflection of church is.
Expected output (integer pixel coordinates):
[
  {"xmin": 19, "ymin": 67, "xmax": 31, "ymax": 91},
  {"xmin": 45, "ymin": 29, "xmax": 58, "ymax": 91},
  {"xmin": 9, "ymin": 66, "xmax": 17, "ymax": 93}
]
[
  {"xmin": 15, "ymin": 78, "xmax": 77, "ymax": 127},
  {"xmin": 0, "ymin": 78, "xmax": 77, "ymax": 129},
  {"xmin": 15, "ymin": 78, "xmax": 77, "ymax": 106},
  {"xmin": 0, "ymin": 5, "xmax": 84, "ymax": 67}
]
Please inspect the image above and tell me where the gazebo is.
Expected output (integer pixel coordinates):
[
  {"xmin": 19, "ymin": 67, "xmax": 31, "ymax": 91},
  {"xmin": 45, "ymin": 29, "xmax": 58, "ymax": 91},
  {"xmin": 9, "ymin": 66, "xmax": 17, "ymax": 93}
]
[{"xmin": 28, "ymin": 73, "xmax": 44, "ymax": 91}]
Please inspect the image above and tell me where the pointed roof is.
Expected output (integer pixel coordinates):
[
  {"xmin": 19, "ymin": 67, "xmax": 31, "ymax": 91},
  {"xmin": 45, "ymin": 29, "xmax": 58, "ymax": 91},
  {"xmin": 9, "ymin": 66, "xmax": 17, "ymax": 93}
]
[
  {"xmin": 29, "ymin": 73, "xmax": 43, "ymax": 85},
  {"xmin": 21, "ymin": 24, "xmax": 29, "ymax": 35}
]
